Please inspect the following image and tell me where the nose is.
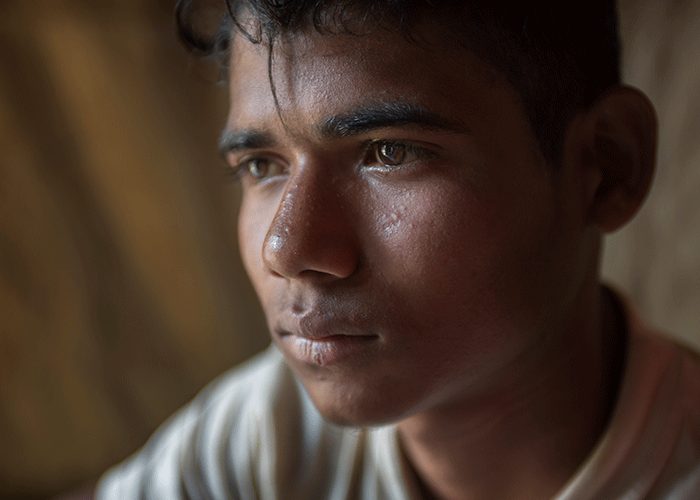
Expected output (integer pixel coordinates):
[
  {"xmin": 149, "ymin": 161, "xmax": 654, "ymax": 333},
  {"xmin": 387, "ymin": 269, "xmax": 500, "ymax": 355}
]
[{"xmin": 262, "ymin": 168, "xmax": 360, "ymax": 281}]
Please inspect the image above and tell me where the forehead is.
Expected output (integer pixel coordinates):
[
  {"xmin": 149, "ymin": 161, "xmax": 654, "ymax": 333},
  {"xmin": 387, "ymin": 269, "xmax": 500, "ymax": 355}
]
[{"xmin": 225, "ymin": 26, "xmax": 519, "ymax": 137}]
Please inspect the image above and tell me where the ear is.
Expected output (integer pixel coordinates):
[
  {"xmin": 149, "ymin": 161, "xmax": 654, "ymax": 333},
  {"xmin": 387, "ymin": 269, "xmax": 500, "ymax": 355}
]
[{"xmin": 566, "ymin": 86, "xmax": 657, "ymax": 233}]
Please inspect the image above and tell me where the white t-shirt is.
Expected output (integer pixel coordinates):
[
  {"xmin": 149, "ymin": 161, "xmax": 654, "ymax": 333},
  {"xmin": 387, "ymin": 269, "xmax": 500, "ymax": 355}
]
[{"xmin": 97, "ymin": 305, "xmax": 700, "ymax": 499}]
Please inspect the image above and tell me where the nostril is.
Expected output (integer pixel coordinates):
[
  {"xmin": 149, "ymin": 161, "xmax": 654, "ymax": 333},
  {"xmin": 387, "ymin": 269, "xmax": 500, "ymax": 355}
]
[
  {"xmin": 260, "ymin": 177, "xmax": 360, "ymax": 280},
  {"xmin": 262, "ymin": 222, "xmax": 360, "ymax": 280}
]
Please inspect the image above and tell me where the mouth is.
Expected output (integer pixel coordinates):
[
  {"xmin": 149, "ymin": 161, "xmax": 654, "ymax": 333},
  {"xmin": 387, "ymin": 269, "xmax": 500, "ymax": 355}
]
[{"xmin": 276, "ymin": 329, "xmax": 380, "ymax": 367}]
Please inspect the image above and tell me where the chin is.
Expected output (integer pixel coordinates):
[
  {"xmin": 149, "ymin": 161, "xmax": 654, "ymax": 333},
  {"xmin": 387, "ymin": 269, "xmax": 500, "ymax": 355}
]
[
  {"xmin": 300, "ymin": 377, "xmax": 415, "ymax": 428},
  {"xmin": 313, "ymin": 401, "xmax": 402, "ymax": 428}
]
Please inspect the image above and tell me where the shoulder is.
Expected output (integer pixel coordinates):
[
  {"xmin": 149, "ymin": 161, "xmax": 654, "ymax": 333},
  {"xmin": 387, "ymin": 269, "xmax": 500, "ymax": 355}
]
[
  {"xmin": 558, "ymin": 296, "xmax": 700, "ymax": 499},
  {"xmin": 641, "ymin": 331, "xmax": 700, "ymax": 498},
  {"xmin": 628, "ymin": 314, "xmax": 700, "ymax": 434},
  {"xmin": 608, "ymin": 303, "xmax": 700, "ymax": 497},
  {"xmin": 95, "ymin": 347, "xmax": 317, "ymax": 499},
  {"xmin": 675, "ymin": 339, "xmax": 700, "ymax": 426}
]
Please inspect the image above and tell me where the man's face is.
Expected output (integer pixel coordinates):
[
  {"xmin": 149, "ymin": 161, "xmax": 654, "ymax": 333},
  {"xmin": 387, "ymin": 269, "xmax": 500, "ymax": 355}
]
[{"xmin": 226, "ymin": 24, "xmax": 592, "ymax": 426}]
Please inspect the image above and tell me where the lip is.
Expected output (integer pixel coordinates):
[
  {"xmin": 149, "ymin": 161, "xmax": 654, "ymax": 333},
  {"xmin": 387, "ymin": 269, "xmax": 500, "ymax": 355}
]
[
  {"xmin": 274, "ymin": 305, "xmax": 381, "ymax": 366},
  {"xmin": 277, "ymin": 330, "xmax": 379, "ymax": 367}
]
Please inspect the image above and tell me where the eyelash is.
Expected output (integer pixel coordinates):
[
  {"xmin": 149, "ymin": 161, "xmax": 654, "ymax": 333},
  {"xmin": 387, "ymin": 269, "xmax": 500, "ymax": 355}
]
[
  {"xmin": 362, "ymin": 140, "xmax": 436, "ymax": 171},
  {"xmin": 226, "ymin": 140, "xmax": 436, "ymax": 183},
  {"xmin": 231, "ymin": 157, "xmax": 286, "ymax": 182}
]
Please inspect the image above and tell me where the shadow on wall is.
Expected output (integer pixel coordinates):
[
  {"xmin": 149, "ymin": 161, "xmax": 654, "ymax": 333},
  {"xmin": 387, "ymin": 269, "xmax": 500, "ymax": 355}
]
[
  {"xmin": 1, "ymin": 0, "xmax": 699, "ymax": 498},
  {"xmin": 0, "ymin": 0, "xmax": 267, "ymax": 497}
]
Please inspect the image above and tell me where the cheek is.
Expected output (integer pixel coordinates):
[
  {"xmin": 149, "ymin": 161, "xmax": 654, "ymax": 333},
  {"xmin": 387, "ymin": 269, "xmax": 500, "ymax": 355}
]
[
  {"xmin": 367, "ymin": 179, "xmax": 503, "ymax": 285},
  {"xmin": 365, "ymin": 175, "xmax": 560, "ymax": 334}
]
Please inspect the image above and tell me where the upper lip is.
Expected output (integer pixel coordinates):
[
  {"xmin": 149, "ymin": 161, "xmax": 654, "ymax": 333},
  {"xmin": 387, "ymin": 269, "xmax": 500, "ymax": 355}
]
[{"xmin": 276, "ymin": 308, "xmax": 377, "ymax": 341}]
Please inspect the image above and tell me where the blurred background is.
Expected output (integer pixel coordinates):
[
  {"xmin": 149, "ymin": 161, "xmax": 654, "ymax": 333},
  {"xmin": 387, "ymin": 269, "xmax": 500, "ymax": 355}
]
[{"xmin": 0, "ymin": 0, "xmax": 698, "ymax": 498}]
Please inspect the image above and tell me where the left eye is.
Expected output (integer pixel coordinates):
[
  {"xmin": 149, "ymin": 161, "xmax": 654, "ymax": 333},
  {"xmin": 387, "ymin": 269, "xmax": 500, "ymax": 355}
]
[
  {"xmin": 235, "ymin": 157, "xmax": 287, "ymax": 182},
  {"xmin": 375, "ymin": 142, "xmax": 406, "ymax": 165},
  {"xmin": 363, "ymin": 141, "xmax": 433, "ymax": 169}
]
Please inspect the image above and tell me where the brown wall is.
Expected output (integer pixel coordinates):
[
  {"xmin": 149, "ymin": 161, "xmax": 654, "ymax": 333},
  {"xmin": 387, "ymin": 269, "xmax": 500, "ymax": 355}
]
[
  {"xmin": 0, "ymin": 1, "xmax": 267, "ymax": 497},
  {"xmin": 0, "ymin": 0, "xmax": 698, "ymax": 497},
  {"xmin": 604, "ymin": 0, "xmax": 700, "ymax": 351}
]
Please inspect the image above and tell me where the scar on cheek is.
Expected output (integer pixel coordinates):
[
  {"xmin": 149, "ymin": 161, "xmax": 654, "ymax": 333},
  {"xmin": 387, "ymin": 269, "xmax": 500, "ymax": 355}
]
[{"xmin": 378, "ymin": 205, "xmax": 407, "ymax": 236}]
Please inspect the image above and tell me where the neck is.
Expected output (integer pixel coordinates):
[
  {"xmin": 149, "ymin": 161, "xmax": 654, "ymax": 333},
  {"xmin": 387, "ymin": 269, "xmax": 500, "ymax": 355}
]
[{"xmin": 397, "ymin": 285, "xmax": 626, "ymax": 500}]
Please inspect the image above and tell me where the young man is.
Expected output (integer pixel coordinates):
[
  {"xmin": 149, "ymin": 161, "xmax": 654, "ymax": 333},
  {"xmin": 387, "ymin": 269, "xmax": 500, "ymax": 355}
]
[{"xmin": 96, "ymin": 1, "xmax": 700, "ymax": 498}]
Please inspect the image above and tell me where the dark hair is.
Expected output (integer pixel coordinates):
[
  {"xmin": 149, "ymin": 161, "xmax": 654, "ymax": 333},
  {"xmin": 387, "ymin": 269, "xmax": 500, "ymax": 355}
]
[{"xmin": 175, "ymin": 0, "xmax": 621, "ymax": 164}]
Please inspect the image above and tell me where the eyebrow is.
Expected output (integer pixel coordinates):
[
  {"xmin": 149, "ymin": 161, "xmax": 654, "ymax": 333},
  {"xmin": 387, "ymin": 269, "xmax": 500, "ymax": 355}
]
[
  {"xmin": 218, "ymin": 101, "xmax": 468, "ymax": 156},
  {"xmin": 318, "ymin": 101, "xmax": 468, "ymax": 138},
  {"xmin": 218, "ymin": 129, "xmax": 276, "ymax": 157}
]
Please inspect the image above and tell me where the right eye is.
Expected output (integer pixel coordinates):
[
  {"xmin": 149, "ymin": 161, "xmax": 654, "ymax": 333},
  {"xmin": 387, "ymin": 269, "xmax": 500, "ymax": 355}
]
[{"xmin": 234, "ymin": 157, "xmax": 287, "ymax": 182}]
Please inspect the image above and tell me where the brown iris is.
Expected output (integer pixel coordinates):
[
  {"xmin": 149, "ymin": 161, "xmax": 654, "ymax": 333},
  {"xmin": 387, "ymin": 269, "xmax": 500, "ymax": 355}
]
[{"xmin": 375, "ymin": 142, "xmax": 406, "ymax": 166}]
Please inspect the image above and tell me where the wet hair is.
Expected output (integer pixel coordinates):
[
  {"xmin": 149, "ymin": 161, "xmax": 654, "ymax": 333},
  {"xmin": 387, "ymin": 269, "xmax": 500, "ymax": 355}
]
[{"xmin": 175, "ymin": 0, "xmax": 621, "ymax": 164}]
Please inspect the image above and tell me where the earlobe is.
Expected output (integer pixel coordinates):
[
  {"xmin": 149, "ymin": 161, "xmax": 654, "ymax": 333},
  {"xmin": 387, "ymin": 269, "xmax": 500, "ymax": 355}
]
[{"xmin": 573, "ymin": 86, "xmax": 657, "ymax": 233}]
